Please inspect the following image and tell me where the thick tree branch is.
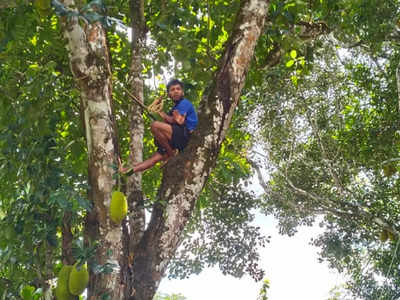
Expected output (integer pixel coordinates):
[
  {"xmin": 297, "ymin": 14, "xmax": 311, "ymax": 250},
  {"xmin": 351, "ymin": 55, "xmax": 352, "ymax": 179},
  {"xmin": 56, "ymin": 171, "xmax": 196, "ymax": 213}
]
[{"xmin": 296, "ymin": 20, "xmax": 330, "ymax": 40}]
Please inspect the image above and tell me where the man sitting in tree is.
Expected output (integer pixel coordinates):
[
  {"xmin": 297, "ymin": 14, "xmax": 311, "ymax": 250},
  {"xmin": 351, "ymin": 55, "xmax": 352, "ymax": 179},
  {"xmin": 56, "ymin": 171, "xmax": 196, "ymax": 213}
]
[{"xmin": 120, "ymin": 79, "xmax": 198, "ymax": 174}]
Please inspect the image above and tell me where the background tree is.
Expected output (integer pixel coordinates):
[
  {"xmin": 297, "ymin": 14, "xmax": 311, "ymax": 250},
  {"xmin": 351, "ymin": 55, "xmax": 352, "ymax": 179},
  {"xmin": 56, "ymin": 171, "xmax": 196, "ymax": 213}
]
[{"xmin": 251, "ymin": 1, "xmax": 400, "ymax": 299}]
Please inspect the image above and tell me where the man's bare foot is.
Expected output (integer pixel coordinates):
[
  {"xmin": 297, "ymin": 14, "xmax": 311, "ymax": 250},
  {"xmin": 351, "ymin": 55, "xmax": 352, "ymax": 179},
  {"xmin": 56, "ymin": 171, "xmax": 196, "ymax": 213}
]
[{"xmin": 160, "ymin": 150, "xmax": 178, "ymax": 168}]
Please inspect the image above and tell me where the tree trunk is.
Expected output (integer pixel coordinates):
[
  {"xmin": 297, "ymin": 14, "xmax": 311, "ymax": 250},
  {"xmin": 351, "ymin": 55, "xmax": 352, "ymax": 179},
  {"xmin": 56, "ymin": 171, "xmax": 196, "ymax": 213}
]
[
  {"xmin": 130, "ymin": 1, "xmax": 269, "ymax": 299},
  {"xmin": 59, "ymin": 1, "xmax": 122, "ymax": 298},
  {"xmin": 122, "ymin": 0, "xmax": 147, "ymax": 298},
  {"xmin": 127, "ymin": 0, "xmax": 146, "ymax": 253}
]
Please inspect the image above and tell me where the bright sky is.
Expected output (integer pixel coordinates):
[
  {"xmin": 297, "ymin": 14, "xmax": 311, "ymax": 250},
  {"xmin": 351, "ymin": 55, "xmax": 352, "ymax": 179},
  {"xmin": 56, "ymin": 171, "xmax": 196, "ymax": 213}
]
[{"xmin": 159, "ymin": 214, "xmax": 345, "ymax": 300}]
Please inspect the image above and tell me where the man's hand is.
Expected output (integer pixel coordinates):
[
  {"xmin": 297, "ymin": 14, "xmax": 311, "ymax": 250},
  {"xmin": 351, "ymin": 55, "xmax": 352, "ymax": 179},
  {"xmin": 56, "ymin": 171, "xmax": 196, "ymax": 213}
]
[
  {"xmin": 118, "ymin": 157, "xmax": 125, "ymax": 173},
  {"xmin": 172, "ymin": 110, "xmax": 186, "ymax": 125},
  {"xmin": 118, "ymin": 157, "xmax": 132, "ymax": 174}
]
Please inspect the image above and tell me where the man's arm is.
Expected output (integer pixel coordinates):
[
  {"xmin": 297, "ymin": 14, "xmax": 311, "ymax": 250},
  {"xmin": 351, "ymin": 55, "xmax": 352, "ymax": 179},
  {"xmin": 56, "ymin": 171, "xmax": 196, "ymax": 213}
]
[
  {"xmin": 158, "ymin": 110, "xmax": 186, "ymax": 125},
  {"xmin": 158, "ymin": 111, "xmax": 174, "ymax": 124}
]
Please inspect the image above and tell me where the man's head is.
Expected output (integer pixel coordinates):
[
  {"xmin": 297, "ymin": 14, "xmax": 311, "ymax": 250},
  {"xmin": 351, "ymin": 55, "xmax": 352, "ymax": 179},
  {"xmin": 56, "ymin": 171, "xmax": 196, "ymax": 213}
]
[{"xmin": 167, "ymin": 79, "xmax": 184, "ymax": 102}]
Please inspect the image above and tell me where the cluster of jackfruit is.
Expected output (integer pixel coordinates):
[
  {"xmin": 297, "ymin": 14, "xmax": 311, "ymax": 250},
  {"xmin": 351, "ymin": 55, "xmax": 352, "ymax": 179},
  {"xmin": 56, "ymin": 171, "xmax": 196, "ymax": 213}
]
[
  {"xmin": 55, "ymin": 263, "xmax": 89, "ymax": 300},
  {"xmin": 110, "ymin": 191, "xmax": 128, "ymax": 224}
]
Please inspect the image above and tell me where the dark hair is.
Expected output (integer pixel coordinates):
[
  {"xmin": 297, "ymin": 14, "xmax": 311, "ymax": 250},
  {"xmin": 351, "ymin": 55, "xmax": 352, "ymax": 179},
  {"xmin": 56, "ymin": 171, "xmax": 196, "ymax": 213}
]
[{"xmin": 166, "ymin": 79, "xmax": 184, "ymax": 93}]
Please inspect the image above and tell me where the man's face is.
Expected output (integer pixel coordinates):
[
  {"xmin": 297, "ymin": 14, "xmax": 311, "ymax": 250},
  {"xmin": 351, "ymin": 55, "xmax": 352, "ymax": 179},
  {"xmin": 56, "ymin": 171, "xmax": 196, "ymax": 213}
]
[{"xmin": 168, "ymin": 84, "xmax": 184, "ymax": 102}]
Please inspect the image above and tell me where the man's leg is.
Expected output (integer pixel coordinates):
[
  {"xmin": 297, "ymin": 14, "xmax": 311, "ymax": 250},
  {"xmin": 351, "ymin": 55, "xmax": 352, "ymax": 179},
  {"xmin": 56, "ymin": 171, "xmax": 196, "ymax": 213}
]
[
  {"xmin": 132, "ymin": 152, "xmax": 167, "ymax": 173},
  {"xmin": 151, "ymin": 121, "xmax": 175, "ymax": 157}
]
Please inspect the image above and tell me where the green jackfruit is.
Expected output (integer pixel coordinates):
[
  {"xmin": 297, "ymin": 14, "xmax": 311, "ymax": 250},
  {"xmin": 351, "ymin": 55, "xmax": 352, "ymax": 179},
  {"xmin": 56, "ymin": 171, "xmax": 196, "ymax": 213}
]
[
  {"xmin": 55, "ymin": 265, "xmax": 75, "ymax": 300},
  {"xmin": 69, "ymin": 263, "xmax": 89, "ymax": 296},
  {"xmin": 110, "ymin": 191, "xmax": 128, "ymax": 224},
  {"xmin": 380, "ymin": 229, "xmax": 388, "ymax": 242},
  {"xmin": 383, "ymin": 164, "xmax": 397, "ymax": 177},
  {"xmin": 388, "ymin": 231, "xmax": 397, "ymax": 242},
  {"xmin": 34, "ymin": 0, "xmax": 51, "ymax": 10},
  {"xmin": 34, "ymin": 0, "xmax": 52, "ymax": 16}
]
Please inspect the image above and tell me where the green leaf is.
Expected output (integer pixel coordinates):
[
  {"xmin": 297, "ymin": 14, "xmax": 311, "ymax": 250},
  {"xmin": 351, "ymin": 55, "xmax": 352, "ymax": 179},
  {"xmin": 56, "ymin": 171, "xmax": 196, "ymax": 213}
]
[
  {"xmin": 29, "ymin": 63, "xmax": 40, "ymax": 70},
  {"xmin": 20, "ymin": 285, "xmax": 35, "ymax": 300},
  {"xmin": 101, "ymin": 293, "xmax": 111, "ymax": 300},
  {"xmin": 33, "ymin": 288, "xmax": 43, "ymax": 300},
  {"xmin": 157, "ymin": 22, "xmax": 168, "ymax": 30},
  {"xmin": 290, "ymin": 49, "xmax": 297, "ymax": 59},
  {"xmin": 77, "ymin": 195, "xmax": 92, "ymax": 211},
  {"xmin": 286, "ymin": 60, "xmax": 295, "ymax": 67},
  {"xmin": 290, "ymin": 75, "xmax": 298, "ymax": 86}
]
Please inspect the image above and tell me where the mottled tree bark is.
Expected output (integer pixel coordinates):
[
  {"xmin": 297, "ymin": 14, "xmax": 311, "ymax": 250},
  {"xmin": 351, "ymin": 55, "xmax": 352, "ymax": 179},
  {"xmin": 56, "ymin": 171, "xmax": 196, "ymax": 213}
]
[
  {"xmin": 122, "ymin": 0, "xmax": 147, "ymax": 298},
  {"xmin": 130, "ymin": 1, "xmax": 269, "ymax": 299},
  {"xmin": 127, "ymin": 0, "xmax": 146, "ymax": 259},
  {"xmin": 59, "ymin": 0, "xmax": 122, "ymax": 299}
]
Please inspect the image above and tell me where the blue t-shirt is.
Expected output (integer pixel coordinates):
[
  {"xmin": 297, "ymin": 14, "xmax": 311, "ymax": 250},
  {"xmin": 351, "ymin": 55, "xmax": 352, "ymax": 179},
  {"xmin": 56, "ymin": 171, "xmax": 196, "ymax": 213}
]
[{"xmin": 169, "ymin": 98, "xmax": 198, "ymax": 131}]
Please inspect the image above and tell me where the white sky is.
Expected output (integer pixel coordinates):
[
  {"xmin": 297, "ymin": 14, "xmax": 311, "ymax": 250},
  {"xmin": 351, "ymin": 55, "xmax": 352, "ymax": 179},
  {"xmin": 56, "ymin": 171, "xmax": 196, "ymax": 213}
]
[{"xmin": 158, "ymin": 213, "xmax": 345, "ymax": 300}]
